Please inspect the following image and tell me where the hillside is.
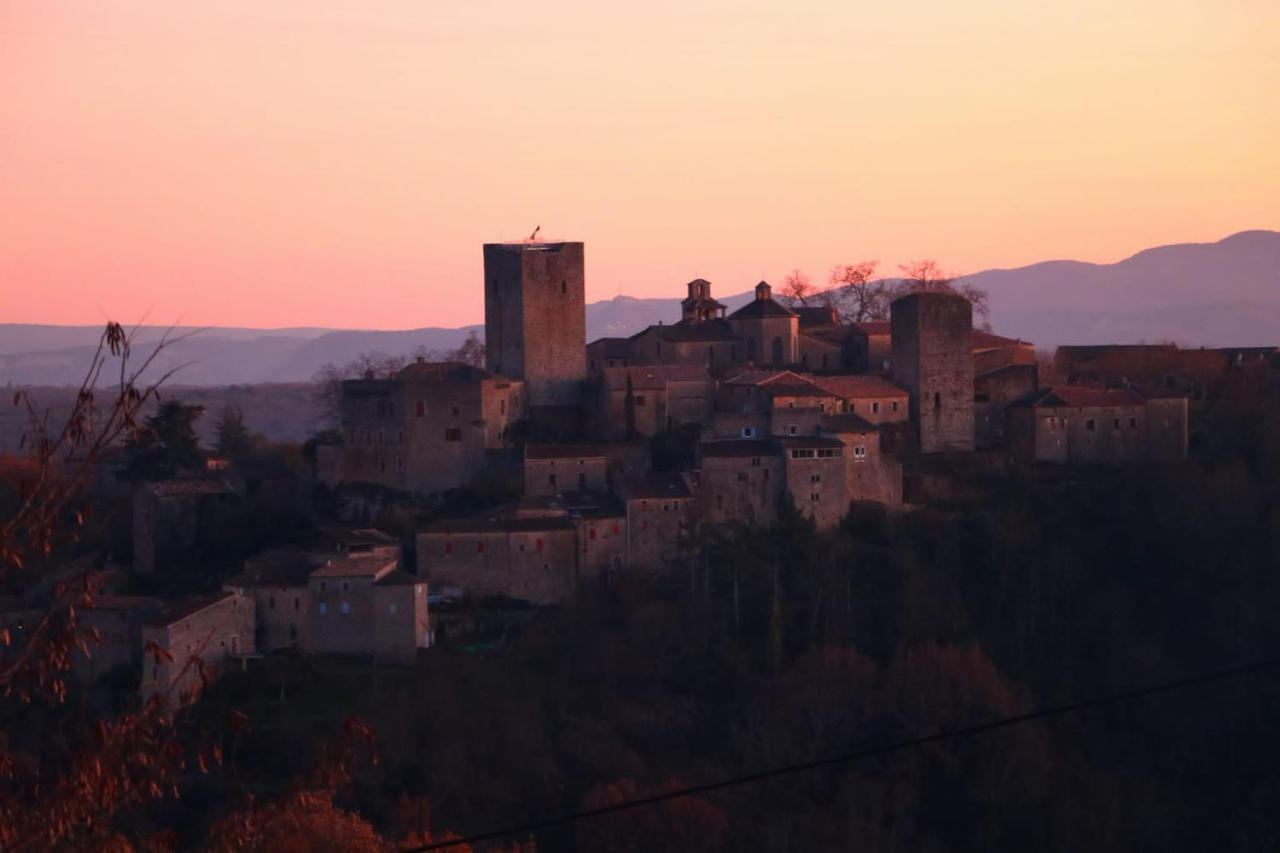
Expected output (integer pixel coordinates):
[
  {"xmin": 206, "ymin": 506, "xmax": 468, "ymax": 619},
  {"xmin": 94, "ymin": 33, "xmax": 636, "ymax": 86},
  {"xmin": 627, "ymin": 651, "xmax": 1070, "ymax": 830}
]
[{"xmin": 2, "ymin": 230, "xmax": 1276, "ymax": 386}]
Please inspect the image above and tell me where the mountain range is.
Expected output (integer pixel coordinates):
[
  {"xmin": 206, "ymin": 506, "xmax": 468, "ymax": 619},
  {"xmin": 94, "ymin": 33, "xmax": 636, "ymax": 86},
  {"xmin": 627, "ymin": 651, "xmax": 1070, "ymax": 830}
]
[{"xmin": 2, "ymin": 230, "xmax": 1277, "ymax": 388}]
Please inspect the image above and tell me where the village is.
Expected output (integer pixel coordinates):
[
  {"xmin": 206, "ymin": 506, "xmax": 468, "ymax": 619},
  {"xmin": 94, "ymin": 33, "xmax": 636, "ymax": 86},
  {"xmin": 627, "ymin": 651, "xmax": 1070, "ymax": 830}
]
[{"xmin": 3, "ymin": 238, "xmax": 1274, "ymax": 712}]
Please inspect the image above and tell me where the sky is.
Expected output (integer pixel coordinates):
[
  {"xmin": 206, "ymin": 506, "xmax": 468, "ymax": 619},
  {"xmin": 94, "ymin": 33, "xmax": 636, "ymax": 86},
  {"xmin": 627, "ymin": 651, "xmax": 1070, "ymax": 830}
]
[{"xmin": 2, "ymin": 1, "xmax": 1278, "ymax": 330}]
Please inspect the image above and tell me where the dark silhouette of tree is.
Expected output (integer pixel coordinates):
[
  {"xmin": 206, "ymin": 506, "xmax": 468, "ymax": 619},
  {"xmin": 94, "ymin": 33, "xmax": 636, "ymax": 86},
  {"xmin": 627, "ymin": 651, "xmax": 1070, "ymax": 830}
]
[
  {"xmin": 126, "ymin": 400, "xmax": 205, "ymax": 480},
  {"xmin": 215, "ymin": 404, "xmax": 254, "ymax": 459}
]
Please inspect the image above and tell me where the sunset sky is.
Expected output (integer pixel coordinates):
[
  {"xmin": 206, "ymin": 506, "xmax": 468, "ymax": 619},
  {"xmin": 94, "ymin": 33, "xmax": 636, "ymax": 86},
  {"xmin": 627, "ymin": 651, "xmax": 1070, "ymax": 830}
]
[{"xmin": 3, "ymin": 1, "xmax": 1278, "ymax": 330}]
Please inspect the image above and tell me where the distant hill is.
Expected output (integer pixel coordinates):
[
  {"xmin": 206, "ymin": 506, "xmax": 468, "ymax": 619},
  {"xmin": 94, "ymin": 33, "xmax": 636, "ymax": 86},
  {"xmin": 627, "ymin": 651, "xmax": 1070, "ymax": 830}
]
[{"xmin": 2, "ymin": 230, "xmax": 1276, "ymax": 386}]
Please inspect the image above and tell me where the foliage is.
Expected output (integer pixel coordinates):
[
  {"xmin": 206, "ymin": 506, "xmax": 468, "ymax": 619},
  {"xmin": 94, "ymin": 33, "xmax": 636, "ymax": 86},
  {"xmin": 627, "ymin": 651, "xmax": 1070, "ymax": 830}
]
[{"xmin": 125, "ymin": 400, "xmax": 205, "ymax": 480}]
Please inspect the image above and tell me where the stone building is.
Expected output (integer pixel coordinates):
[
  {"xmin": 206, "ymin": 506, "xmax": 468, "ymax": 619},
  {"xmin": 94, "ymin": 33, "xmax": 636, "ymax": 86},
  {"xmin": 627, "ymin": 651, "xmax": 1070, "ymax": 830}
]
[
  {"xmin": 524, "ymin": 444, "xmax": 612, "ymax": 496},
  {"xmin": 1007, "ymin": 386, "xmax": 1188, "ymax": 465},
  {"xmin": 323, "ymin": 360, "xmax": 525, "ymax": 497},
  {"xmin": 627, "ymin": 320, "xmax": 745, "ymax": 373},
  {"xmin": 222, "ymin": 547, "xmax": 314, "ymax": 652},
  {"xmin": 417, "ymin": 512, "xmax": 579, "ymax": 605},
  {"xmin": 140, "ymin": 591, "xmax": 255, "ymax": 707},
  {"xmin": 890, "ymin": 292, "xmax": 975, "ymax": 453},
  {"xmin": 586, "ymin": 337, "xmax": 633, "ymax": 373},
  {"xmin": 484, "ymin": 241, "xmax": 587, "ymax": 408},
  {"xmin": 809, "ymin": 375, "xmax": 911, "ymax": 425},
  {"xmin": 778, "ymin": 436, "xmax": 850, "ymax": 530},
  {"xmin": 76, "ymin": 595, "xmax": 163, "ymax": 683},
  {"xmin": 820, "ymin": 414, "xmax": 902, "ymax": 505},
  {"xmin": 619, "ymin": 473, "xmax": 694, "ymax": 570},
  {"xmin": 726, "ymin": 282, "xmax": 799, "ymax": 367},
  {"xmin": 848, "ymin": 321, "xmax": 893, "ymax": 373},
  {"xmin": 697, "ymin": 439, "xmax": 785, "ymax": 527},
  {"xmin": 972, "ymin": 331, "xmax": 1037, "ymax": 375},
  {"xmin": 307, "ymin": 555, "xmax": 429, "ymax": 662},
  {"xmin": 132, "ymin": 477, "xmax": 236, "ymax": 575},
  {"xmin": 596, "ymin": 365, "xmax": 713, "ymax": 439},
  {"xmin": 973, "ymin": 363, "xmax": 1040, "ymax": 448},
  {"xmin": 1053, "ymin": 344, "xmax": 1227, "ymax": 397}
]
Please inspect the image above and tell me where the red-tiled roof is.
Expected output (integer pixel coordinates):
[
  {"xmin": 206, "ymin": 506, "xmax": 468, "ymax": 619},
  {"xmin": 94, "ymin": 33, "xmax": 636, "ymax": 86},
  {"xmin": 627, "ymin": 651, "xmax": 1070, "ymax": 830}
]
[
  {"xmin": 810, "ymin": 374, "xmax": 908, "ymax": 400},
  {"xmin": 374, "ymin": 569, "xmax": 424, "ymax": 587}
]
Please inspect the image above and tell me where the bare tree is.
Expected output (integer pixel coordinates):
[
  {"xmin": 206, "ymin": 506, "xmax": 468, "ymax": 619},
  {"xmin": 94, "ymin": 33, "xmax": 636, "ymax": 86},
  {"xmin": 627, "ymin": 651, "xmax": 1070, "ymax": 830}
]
[
  {"xmin": 780, "ymin": 270, "xmax": 817, "ymax": 306},
  {"xmin": 897, "ymin": 260, "xmax": 991, "ymax": 330},
  {"xmin": 827, "ymin": 261, "xmax": 888, "ymax": 323}
]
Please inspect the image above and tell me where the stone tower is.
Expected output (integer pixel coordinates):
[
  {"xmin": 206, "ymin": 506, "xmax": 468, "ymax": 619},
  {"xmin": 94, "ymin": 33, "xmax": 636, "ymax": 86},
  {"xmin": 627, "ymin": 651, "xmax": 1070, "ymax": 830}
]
[
  {"xmin": 890, "ymin": 291, "xmax": 974, "ymax": 453},
  {"xmin": 484, "ymin": 241, "xmax": 587, "ymax": 408}
]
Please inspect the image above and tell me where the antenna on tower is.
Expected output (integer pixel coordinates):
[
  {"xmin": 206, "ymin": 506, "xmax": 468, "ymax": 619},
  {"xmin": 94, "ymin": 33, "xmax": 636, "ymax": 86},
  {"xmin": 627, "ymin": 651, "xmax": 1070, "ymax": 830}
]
[{"xmin": 528, "ymin": 225, "xmax": 541, "ymax": 242}]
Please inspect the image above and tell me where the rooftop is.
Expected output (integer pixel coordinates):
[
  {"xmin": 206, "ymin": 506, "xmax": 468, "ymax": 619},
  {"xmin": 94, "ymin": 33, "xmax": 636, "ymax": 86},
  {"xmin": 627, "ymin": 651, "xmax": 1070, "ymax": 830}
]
[
  {"xmin": 394, "ymin": 361, "xmax": 500, "ymax": 384},
  {"xmin": 700, "ymin": 438, "xmax": 780, "ymax": 458},
  {"xmin": 810, "ymin": 374, "xmax": 908, "ymax": 400},
  {"xmin": 620, "ymin": 472, "xmax": 693, "ymax": 500},
  {"xmin": 145, "ymin": 591, "xmax": 236, "ymax": 627},
  {"xmin": 820, "ymin": 413, "xmax": 878, "ymax": 434},
  {"xmin": 638, "ymin": 319, "xmax": 740, "ymax": 344},
  {"xmin": 525, "ymin": 444, "xmax": 613, "ymax": 460},
  {"xmin": 728, "ymin": 294, "xmax": 798, "ymax": 321},
  {"xmin": 310, "ymin": 556, "xmax": 397, "ymax": 579},
  {"xmin": 1029, "ymin": 386, "xmax": 1147, "ymax": 408},
  {"xmin": 374, "ymin": 568, "xmax": 424, "ymax": 587}
]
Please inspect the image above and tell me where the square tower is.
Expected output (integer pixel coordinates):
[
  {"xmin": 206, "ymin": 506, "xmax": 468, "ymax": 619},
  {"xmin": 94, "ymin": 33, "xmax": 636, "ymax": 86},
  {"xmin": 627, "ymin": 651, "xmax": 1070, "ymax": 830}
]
[
  {"xmin": 890, "ymin": 291, "xmax": 974, "ymax": 453},
  {"xmin": 484, "ymin": 241, "xmax": 587, "ymax": 408}
]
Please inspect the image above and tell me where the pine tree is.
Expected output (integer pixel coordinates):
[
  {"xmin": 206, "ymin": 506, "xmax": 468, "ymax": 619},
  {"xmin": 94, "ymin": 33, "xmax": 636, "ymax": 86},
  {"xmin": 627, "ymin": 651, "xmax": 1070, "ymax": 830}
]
[{"xmin": 214, "ymin": 404, "xmax": 253, "ymax": 459}]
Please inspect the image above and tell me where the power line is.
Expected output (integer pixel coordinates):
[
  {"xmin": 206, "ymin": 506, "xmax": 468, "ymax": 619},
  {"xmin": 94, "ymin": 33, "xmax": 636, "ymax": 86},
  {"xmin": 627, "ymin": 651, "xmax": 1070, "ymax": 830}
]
[{"xmin": 402, "ymin": 655, "xmax": 1280, "ymax": 852}]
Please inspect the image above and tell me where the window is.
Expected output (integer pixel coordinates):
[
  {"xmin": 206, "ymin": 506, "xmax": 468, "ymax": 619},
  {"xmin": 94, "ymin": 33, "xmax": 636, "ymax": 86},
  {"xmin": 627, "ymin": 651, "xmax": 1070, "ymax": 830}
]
[
  {"xmin": 396, "ymin": 456, "xmax": 404, "ymax": 472},
  {"xmin": 788, "ymin": 425, "xmax": 798, "ymax": 435},
  {"xmin": 578, "ymin": 472, "xmax": 587, "ymax": 489},
  {"xmin": 1130, "ymin": 417, "xmax": 1138, "ymax": 429},
  {"xmin": 294, "ymin": 597, "xmax": 300, "ymax": 612},
  {"xmin": 341, "ymin": 581, "xmax": 349, "ymax": 592},
  {"xmin": 810, "ymin": 473, "xmax": 821, "ymax": 483},
  {"xmin": 319, "ymin": 581, "xmax": 327, "ymax": 592},
  {"xmin": 741, "ymin": 427, "xmax": 757, "ymax": 438},
  {"xmin": 500, "ymin": 399, "xmax": 506, "ymax": 415},
  {"xmin": 476, "ymin": 541, "xmax": 485, "ymax": 554},
  {"xmin": 934, "ymin": 391, "xmax": 941, "ymax": 410},
  {"xmin": 444, "ymin": 542, "xmax": 453, "ymax": 555},
  {"xmin": 717, "ymin": 494, "xmax": 724, "ymax": 510},
  {"xmin": 536, "ymin": 538, "xmax": 544, "ymax": 553},
  {"xmin": 268, "ymin": 596, "xmax": 276, "ymax": 610},
  {"xmin": 444, "ymin": 428, "xmax": 462, "ymax": 441},
  {"xmin": 590, "ymin": 528, "xmax": 597, "ymax": 540},
  {"xmin": 854, "ymin": 446, "xmax": 867, "ymax": 460},
  {"xmin": 340, "ymin": 601, "xmax": 351, "ymax": 615},
  {"xmin": 1085, "ymin": 419, "xmax": 1096, "ymax": 432},
  {"xmin": 1113, "ymin": 418, "xmax": 1121, "ymax": 430},
  {"xmin": 871, "ymin": 402, "xmax": 881, "ymax": 414},
  {"xmin": 378, "ymin": 456, "xmax": 386, "ymax": 473},
  {"xmin": 561, "ymin": 280, "xmax": 567, "ymax": 295},
  {"xmin": 736, "ymin": 472, "xmax": 749, "ymax": 482},
  {"xmin": 416, "ymin": 400, "xmax": 426, "ymax": 417},
  {"xmin": 548, "ymin": 473, "xmax": 557, "ymax": 487},
  {"xmin": 791, "ymin": 448, "xmax": 815, "ymax": 459},
  {"xmin": 817, "ymin": 448, "xmax": 840, "ymax": 458},
  {"xmin": 319, "ymin": 602, "xmax": 328, "ymax": 615},
  {"xmin": 892, "ymin": 401, "xmax": 899, "ymax": 413},
  {"xmin": 451, "ymin": 405, "xmax": 461, "ymax": 417},
  {"xmin": 763, "ymin": 468, "xmax": 769, "ymax": 481},
  {"xmin": 289, "ymin": 624, "xmax": 297, "ymax": 641},
  {"xmin": 810, "ymin": 493, "xmax": 820, "ymax": 502},
  {"xmin": 750, "ymin": 456, "xmax": 761, "ymax": 467},
  {"xmin": 389, "ymin": 602, "xmax": 397, "ymax": 615},
  {"xmin": 635, "ymin": 395, "xmax": 646, "ymax": 407}
]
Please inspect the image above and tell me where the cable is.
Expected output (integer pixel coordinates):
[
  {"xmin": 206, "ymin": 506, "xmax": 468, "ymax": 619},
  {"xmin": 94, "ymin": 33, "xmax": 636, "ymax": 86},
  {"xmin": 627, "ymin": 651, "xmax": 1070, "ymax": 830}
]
[{"xmin": 402, "ymin": 655, "xmax": 1280, "ymax": 851}]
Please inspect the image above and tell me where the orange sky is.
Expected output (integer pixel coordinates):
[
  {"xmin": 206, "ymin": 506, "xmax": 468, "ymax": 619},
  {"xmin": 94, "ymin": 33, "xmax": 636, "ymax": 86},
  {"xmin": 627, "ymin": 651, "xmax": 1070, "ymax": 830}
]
[{"xmin": 3, "ymin": 1, "xmax": 1277, "ymax": 329}]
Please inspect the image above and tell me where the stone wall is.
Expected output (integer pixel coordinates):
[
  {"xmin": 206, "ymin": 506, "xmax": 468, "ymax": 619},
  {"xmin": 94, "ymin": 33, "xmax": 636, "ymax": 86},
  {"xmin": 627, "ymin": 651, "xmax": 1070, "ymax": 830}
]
[{"xmin": 891, "ymin": 293, "xmax": 975, "ymax": 453}]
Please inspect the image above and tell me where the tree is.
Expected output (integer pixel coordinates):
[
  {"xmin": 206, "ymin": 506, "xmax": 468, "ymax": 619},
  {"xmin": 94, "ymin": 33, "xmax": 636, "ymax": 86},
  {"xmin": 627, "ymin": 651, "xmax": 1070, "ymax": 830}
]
[
  {"xmin": 897, "ymin": 259, "xmax": 991, "ymax": 330},
  {"xmin": 215, "ymin": 404, "xmax": 254, "ymax": 459},
  {"xmin": 781, "ymin": 270, "xmax": 817, "ymax": 306},
  {"xmin": 125, "ymin": 400, "xmax": 205, "ymax": 480},
  {"xmin": 312, "ymin": 351, "xmax": 410, "ymax": 426},
  {"xmin": 827, "ymin": 260, "xmax": 887, "ymax": 322},
  {"xmin": 449, "ymin": 330, "xmax": 485, "ymax": 368}
]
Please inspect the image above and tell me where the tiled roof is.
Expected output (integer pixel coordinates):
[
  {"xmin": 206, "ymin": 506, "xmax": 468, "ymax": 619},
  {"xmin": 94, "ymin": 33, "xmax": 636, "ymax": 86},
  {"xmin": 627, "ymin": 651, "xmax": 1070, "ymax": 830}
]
[
  {"xmin": 620, "ymin": 472, "xmax": 693, "ymax": 500},
  {"xmin": 638, "ymin": 320, "xmax": 741, "ymax": 343},
  {"xmin": 525, "ymin": 444, "xmax": 613, "ymax": 460},
  {"xmin": 587, "ymin": 337, "xmax": 633, "ymax": 359},
  {"xmin": 725, "ymin": 369, "xmax": 801, "ymax": 386},
  {"xmin": 810, "ymin": 374, "xmax": 908, "ymax": 400},
  {"xmin": 974, "ymin": 363, "xmax": 1038, "ymax": 380},
  {"xmin": 374, "ymin": 569, "xmax": 424, "ymax": 587},
  {"xmin": 145, "ymin": 591, "xmax": 236, "ymax": 627},
  {"xmin": 972, "ymin": 331, "xmax": 1032, "ymax": 350},
  {"xmin": 310, "ymin": 557, "xmax": 396, "ymax": 579},
  {"xmin": 1032, "ymin": 386, "xmax": 1146, "ymax": 408},
  {"xmin": 820, "ymin": 413, "xmax": 878, "ymax": 434},
  {"xmin": 796, "ymin": 306, "xmax": 838, "ymax": 328},
  {"xmin": 320, "ymin": 527, "xmax": 397, "ymax": 548},
  {"xmin": 601, "ymin": 365, "xmax": 708, "ymax": 392},
  {"xmin": 728, "ymin": 296, "xmax": 797, "ymax": 320},
  {"xmin": 395, "ymin": 361, "xmax": 499, "ymax": 383}
]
